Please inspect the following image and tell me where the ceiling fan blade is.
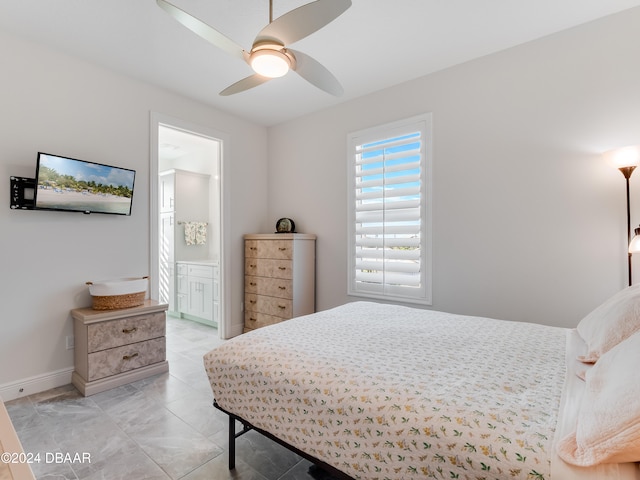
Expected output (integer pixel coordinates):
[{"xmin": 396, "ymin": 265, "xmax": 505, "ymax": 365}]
[
  {"xmin": 219, "ymin": 74, "xmax": 271, "ymax": 96},
  {"xmin": 156, "ymin": 0, "xmax": 247, "ymax": 62},
  {"xmin": 255, "ymin": 0, "xmax": 351, "ymax": 46},
  {"xmin": 289, "ymin": 49, "xmax": 343, "ymax": 97}
]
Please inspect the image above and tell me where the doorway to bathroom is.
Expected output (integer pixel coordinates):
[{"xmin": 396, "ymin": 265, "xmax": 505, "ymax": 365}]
[{"xmin": 149, "ymin": 113, "xmax": 229, "ymax": 339}]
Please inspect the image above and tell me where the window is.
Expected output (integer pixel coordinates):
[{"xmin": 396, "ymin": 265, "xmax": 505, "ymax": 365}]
[{"xmin": 347, "ymin": 114, "xmax": 432, "ymax": 305}]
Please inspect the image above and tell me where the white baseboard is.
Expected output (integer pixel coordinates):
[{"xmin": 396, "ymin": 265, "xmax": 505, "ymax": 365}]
[{"xmin": 0, "ymin": 368, "xmax": 74, "ymax": 402}]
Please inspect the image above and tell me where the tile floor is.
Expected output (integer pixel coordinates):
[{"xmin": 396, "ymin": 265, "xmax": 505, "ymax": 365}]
[{"xmin": 5, "ymin": 316, "xmax": 340, "ymax": 480}]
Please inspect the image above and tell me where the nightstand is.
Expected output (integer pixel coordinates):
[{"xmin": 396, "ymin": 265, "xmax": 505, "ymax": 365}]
[{"xmin": 71, "ymin": 300, "xmax": 169, "ymax": 396}]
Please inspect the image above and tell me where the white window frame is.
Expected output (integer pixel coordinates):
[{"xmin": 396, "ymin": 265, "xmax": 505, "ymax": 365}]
[{"xmin": 347, "ymin": 113, "xmax": 433, "ymax": 305}]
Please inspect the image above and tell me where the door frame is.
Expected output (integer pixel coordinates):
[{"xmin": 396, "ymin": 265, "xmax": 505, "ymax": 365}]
[{"xmin": 149, "ymin": 112, "xmax": 231, "ymax": 338}]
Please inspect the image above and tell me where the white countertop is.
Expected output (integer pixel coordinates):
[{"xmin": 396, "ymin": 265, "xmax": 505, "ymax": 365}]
[{"xmin": 175, "ymin": 260, "xmax": 219, "ymax": 266}]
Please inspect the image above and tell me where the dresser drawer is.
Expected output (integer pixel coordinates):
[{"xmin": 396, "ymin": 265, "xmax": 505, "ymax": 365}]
[
  {"xmin": 244, "ymin": 311, "xmax": 287, "ymax": 330},
  {"xmin": 245, "ymin": 293, "xmax": 292, "ymax": 318},
  {"xmin": 87, "ymin": 337, "xmax": 165, "ymax": 381},
  {"xmin": 245, "ymin": 275, "xmax": 292, "ymax": 299},
  {"xmin": 245, "ymin": 240, "xmax": 293, "ymax": 260},
  {"xmin": 245, "ymin": 258, "xmax": 293, "ymax": 280},
  {"xmin": 87, "ymin": 312, "xmax": 165, "ymax": 353}
]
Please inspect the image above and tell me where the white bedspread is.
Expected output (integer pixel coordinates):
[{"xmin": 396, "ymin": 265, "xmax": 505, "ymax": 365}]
[{"xmin": 204, "ymin": 301, "xmax": 637, "ymax": 480}]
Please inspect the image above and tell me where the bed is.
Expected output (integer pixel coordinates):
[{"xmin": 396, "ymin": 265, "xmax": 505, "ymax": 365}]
[{"xmin": 204, "ymin": 293, "xmax": 640, "ymax": 480}]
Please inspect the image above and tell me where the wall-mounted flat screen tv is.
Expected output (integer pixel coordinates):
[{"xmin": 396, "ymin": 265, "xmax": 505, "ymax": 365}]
[{"xmin": 34, "ymin": 152, "xmax": 136, "ymax": 215}]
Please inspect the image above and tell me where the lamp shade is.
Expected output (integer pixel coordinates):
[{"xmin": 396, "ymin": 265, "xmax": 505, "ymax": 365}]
[
  {"xmin": 630, "ymin": 227, "xmax": 640, "ymax": 253},
  {"xmin": 250, "ymin": 50, "xmax": 291, "ymax": 78},
  {"xmin": 604, "ymin": 145, "xmax": 640, "ymax": 169}
]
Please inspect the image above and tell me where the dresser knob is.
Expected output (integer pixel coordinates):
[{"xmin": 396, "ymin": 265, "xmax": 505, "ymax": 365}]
[
  {"xmin": 249, "ymin": 317, "xmax": 257, "ymax": 322},
  {"xmin": 122, "ymin": 327, "xmax": 137, "ymax": 334},
  {"xmin": 122, "ymin": 353, "xmax": 139, "ymax": 361},
  {"xmin": 279, "ymin": 247, "xmax": 287, "ymax": 251},
  {"xmin": 278, "ymin": 305, "xmax": 286, "ymax": 309},
  {"xmin": 278, "ymin": 266, "xmax": 286, "ymax": 270},
  {"xmin": 278, "ymin": 286, "xmax": 286, "ymax": 290}
]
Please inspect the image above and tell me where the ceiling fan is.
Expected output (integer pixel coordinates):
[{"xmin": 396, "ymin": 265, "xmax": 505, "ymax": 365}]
[{"xmin": 156, "ymin": 0, "xmax": 351, "ymax": 96}]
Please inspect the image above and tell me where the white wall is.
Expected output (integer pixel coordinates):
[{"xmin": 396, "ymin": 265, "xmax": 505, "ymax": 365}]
[
  {"xmin": 267, "ymin": 8, "xmax": 640, "ymax": 328},
  {"xmin": 0, "ymin": 30, "xmax": 268, "ymax": 395}
]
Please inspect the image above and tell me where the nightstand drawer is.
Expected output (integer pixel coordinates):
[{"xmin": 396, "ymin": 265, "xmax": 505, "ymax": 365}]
[
  {"xmin": 87, "ymin": 312, "xmax": 165, "ymax": 352},
  {"xmin": 87, "ymin": 337, "xmax": 165, "ymax": 381},
  {"xmin": 245, "ymin": 293, "xmax": 292, "ymax": 318},
  {"xmin": 245, "ymin": 275, "xmax": 292, "ymax": 299}
]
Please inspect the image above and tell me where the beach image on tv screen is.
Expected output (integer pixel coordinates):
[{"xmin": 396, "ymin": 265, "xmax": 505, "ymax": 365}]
[{"xmin": 36, "ymin": 154, "xmax": 135, "ymax": 215}]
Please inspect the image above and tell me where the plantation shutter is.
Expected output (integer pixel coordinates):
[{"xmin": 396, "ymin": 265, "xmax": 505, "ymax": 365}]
[{"xmin": 348, "ymin": 115, "xmax": 432, "ymax": 304}]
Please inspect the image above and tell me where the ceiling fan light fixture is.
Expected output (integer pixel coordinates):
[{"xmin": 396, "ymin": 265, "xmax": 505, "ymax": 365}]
[{"xmin": 250, "ymin": 49, "xmax": 291, "ymax": 78}]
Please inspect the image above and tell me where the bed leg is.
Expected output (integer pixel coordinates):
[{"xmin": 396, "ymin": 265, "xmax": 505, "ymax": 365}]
[{"xmin": 228, "ymin": 414, "xmax": 236, "ymax": 470}]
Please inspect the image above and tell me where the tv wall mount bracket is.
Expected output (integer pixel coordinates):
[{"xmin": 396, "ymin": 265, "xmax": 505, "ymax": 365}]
[{"xmin": 10, "ymin": 176, "xmax": 36, "ymax": 210}]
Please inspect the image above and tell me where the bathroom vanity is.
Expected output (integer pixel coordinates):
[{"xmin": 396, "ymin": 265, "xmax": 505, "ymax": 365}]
[{"xmin": 175, "ymin": 260, "xmax": 219, "ymax": 327}]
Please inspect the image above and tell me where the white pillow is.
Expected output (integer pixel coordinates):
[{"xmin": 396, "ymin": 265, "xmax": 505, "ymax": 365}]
[
  {"xmin": 576, "ymin": 284, "xmax": 640, "ymax": 363},
  {"xmin": 557, "ymin": 330, "xmax": 640, "ymax": 466}
]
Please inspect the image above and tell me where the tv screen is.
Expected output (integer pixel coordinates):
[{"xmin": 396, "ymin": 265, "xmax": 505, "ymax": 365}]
[{"xmin": 34, "ymin": 152, "xmax": 136, "ymax": 215}]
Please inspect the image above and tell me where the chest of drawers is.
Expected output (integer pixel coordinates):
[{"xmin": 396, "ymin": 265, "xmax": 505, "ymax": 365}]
[
  {"xmin": 71, "ymin": 300, "xmax": 169, "ymax": 396},
  {"xmin": 244, "ymin": 233, "xmax": 316, "ymax": 332}
]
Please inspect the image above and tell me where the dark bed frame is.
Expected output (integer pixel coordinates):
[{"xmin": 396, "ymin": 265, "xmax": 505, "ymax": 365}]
[{"xmin": 214, "ymin": 400, "xmax": 354, "ymax": 479}]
